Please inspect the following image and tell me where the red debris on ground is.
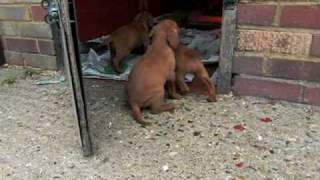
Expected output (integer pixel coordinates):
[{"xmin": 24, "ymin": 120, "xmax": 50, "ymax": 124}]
[
  {"xmin": 260, "ymin": 117, "xmax": 272, "ymax": 123},
  {"xmin": 235, "ymin": 162, "xmax": 244, "ymax": 168},
  {"xmin": 233, "ymin": 124, "xmax": 245, "ymax": 132}
]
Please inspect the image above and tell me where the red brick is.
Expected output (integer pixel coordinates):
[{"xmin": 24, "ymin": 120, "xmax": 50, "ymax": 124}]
[
  {"xmin": 24, "ymin": 53, "xmax": 57, "ymax": 70},
  {"xmin": 233, "ymin": 56, "xmax": 320, "ymax": 82},
  {"xmin": 310, "ymin": 35, "xmax": 320, "ymax": 57},
  {"xmin": 281, "ymin": 5, "xmax": 320, "ymax": 29},
  {"xmin": 237, "ymin": 30, "xmax": 311, "ymax": 55},
  {"xmin": 4, "ymin": 38, "xmax": 38, "ymax": 53},
  {"xmin": 4, "ymin": 51, "xmax": 25, "ymax": 66},
  {"xmin": 38, "ymin": 40, "xmax": 55, "ymax": 55},
  {"xmin": 0, "ymin": 6, "xmax": 31, "ymax": 21},
  {"xmin": 233, "ymin": 56, "xmax": 262, "ymax": 75},
  {"xmin": 19, "ymin": 23, "xmax": 52, "ymax": 39},
  {"xmin": 304, "ymin": 86, "xmax": 320, "ymax": 106},
  {"xmin": 0, "ymin": 38, "xmax": 4, "ymax": 65},
  {"xmin": 233, "ymin": 75, "xmax": 303, "ymax": 103},
  {"xmin": 31, "ymin": 6, "xmax": 47, "ymax": 22},
  {"xmin": 237, "ymin": 4, "xmax": 276, "ymax": 26}
]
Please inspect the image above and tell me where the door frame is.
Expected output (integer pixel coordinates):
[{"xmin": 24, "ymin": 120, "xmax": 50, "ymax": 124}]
[
  {"xmin": 57, "ymin": 0, "xmax": 93, "ymax": 156},
  {"xmin": 218, "ymin": 0, "xmax": 238, "ymax": 94},
  {"xmin": 55, "ymin": 0, "xmax": 238, "ymax": 156}
]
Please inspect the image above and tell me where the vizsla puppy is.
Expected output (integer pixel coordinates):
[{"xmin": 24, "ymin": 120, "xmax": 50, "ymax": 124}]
[
  {"xmin": 126, "ymin": 20, "xmax": 181, "ymax": 126},
  {"xmin": 175, "ymin": 44, "xmax": 217, "ymax": 102},
  {"xmin": 99, "ymin": 11, "xmax": 154, "ymax": 73}
]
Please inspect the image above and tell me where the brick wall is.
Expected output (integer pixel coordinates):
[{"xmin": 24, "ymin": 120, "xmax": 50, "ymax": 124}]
[
  {"xmin": 0, "ymin": 0, "xmax": 57, "ymax": 70},
  {"xmin": 233, "ymin": 0, "xmax": 320, "ymax": 105}
]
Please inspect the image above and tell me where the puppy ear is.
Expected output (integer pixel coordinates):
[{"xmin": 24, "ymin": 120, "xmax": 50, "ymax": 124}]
[
  {"xmin": 147, "ymin": 16, "xmax": 155, "ymax": 28},
  {"xmin": 149, "ymin": 25, "xmax": 156, "ymax": 38},
  {"xmin": 167, "ymin": 28, "xmax": 180, "ymax": 49},
  {"xmin": 142, "ymin": 21, "xmax": 149, "ymax": 32}
]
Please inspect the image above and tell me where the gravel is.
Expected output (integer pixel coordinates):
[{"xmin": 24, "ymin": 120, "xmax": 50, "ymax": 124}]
[{"xmin": 0, "ymin": 76, "xmax": 319, "ymax": 180}]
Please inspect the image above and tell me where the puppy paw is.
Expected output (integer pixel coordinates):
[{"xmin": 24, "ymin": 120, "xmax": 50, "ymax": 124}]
[
  {"xmin": 171, "ymin": 93, "xmax": 183, "ymax": 100},
  {"xmin": 207, "ymin": 96, "xmax": 217, "ymax": 102},
  {"xmin": 180, "ymin": 89, "xmax": 189, "ymax": 95},
  {"xmin": 180, "ymin": 87, "xmax": 190, "ymax": 95}
]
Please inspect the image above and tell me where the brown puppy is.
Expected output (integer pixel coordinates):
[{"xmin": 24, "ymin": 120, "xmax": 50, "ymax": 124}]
[
  {"xmin": 175, "ymin": 45, "xmax": 217, "ymax": 102},
  {"xmin": 100, "ymin": 11, "xmax": 154, "ymax": 73},
  {"xmin": 126, "ymin": 20, "xmax": 181, "ymax": 126}
]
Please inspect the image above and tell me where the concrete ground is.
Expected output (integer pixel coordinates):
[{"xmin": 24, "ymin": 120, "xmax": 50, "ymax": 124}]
[{"xmin": 0, "ymin": 68, "xmax": 320, "ymax": 180}]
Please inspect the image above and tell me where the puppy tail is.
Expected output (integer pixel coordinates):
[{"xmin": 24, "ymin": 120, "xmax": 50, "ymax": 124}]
[{"xmin": 130, "ymin": 103, "xmax": 151, "ymax": 126}]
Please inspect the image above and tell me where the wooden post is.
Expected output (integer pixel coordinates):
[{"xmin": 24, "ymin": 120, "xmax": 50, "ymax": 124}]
[{"xmin": 218, "ymin": 0, "xmax": 238, "ymax": 94}]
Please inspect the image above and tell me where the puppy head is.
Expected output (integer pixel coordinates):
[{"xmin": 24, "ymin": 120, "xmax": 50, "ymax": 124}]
[
  {"xmin": 134, "ymin": 11, "xmax": 155, "ymax": 30},
  {"xmin": 154, "ymin": 20, "xmax": 180, "ymax": 49},
  {"xmin": 149, "ymin": 20, "xmax": 180, "ymax": 49}
]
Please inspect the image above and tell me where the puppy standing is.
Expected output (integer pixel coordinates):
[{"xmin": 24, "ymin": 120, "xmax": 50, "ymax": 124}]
[
  {"xmin": 175, "ymin": 45, "xmax": 217, "ymax": 102},
  {"xmin": 126, "ymin": 20, "xmax": 182, "ymax": 126},
  {"xmin": 100, "ymin": 11, "xmax": 154, "ymax": 73}
]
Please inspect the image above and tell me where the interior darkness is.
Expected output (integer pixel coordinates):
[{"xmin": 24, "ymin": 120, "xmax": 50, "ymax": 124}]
[
  {"xmin": 74, "ymin": 0, "xmax": 222, "ymax": 41},
  {"xmin": 74, "ymin": 0, "xmax": 224, "ymax": 90},
  {"xmin": 165, "ymin": 0, "xmax": 222, "ymax": 15}
]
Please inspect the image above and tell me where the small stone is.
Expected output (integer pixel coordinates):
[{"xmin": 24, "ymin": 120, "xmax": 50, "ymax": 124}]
[
  {"xmin": 162, "ymin": 165, "xmax": 169, "ymax": 171},
  {"xmin": 101, "ymin": 157, "xmax": 109, "ymax": 163},
  {"xmin": 193, "ymin": 131, "xmax": 201, "ymax": 136},
  {"xmin": 108, "ymin": 122, "xmax": 112, "ymax": 128},
  {"xmin": 285, "ymin": 140, "xmax": 290, "ymax": 146},
  {"xmin": 68, "ymin": 164, "xmax": 75, "ymax": 169},
  {"xmin": 169, "ymin": 152, "xmax": 178, "ymax": 156}
]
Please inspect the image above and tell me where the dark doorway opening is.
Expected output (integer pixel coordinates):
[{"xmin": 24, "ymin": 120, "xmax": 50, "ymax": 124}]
[{"xmin": 55, "ymin": 0, "xmax": 238, "ymax": 155}]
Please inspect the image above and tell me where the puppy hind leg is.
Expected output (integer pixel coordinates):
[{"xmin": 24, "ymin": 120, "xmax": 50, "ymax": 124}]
[
  {"xmin": 196, "ymin": 64, "xmax": 217, "ymax": 102},
  {"xmin": 168, "ymin": 73, "xmax": 182, "ymax": 99},
  {"xmin": 177, "ymin": 73, "xmax": 189, "ymax": 95},
  {"xmin": 198, "ymin": 76, "xmax": 217, "ymax": 102}
]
